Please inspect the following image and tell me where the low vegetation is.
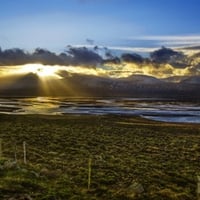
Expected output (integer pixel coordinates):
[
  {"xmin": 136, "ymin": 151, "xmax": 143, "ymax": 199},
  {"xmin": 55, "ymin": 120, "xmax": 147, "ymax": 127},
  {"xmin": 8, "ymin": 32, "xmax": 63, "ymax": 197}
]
[{"xmin": 0, "ymin": 114, "xmax": 199, "ymax": 199}]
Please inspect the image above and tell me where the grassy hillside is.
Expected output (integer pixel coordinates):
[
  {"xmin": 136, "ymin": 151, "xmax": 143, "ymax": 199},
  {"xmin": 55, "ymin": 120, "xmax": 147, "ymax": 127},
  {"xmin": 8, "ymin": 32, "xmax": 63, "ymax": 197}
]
[{"xmin": 0, "ymin": 114, "xmax": 199, "ymax": 199}]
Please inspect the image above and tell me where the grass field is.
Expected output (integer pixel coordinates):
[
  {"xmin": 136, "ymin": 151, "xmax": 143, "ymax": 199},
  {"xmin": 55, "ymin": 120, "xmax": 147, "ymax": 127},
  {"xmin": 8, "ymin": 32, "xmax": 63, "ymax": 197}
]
[{"xmin": 0, "ymin": 114, "xmax": 199, "ymax": 199}]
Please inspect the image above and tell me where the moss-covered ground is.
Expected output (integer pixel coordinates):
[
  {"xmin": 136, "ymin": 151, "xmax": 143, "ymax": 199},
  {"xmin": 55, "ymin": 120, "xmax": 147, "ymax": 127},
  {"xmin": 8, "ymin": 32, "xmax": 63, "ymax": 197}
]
[{"xmin": 0, "ymin": 114, "xmax": 199, "ymax": 199}]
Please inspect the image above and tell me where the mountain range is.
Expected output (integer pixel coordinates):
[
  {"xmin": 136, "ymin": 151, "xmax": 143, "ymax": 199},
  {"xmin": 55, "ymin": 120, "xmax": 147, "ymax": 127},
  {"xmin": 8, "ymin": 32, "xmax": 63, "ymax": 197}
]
[{"xmin": 1, "ymin": 73, "xmax": 200, "ymax": 99}]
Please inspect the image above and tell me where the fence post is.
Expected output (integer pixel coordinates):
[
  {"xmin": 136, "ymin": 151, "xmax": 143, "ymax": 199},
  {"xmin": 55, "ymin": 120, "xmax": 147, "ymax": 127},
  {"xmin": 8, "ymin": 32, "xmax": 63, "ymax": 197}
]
[
  {"xmin": 0, "ymin": 138, "xmax": 2, "ymax": 159},
  {"xmin": 197, "ymin": 176, "xmax": 200, "ymax": 200},
  {"xmin": 14, "ymin": 143, "xmax": 17, "ymax": 163},
  {"xmin": 23, "ymin": 141, "xmax": 27, "ymax": 164},
  {"xmin": 88, "ymin": 158, "xmax": 92, "ymax": 190}
]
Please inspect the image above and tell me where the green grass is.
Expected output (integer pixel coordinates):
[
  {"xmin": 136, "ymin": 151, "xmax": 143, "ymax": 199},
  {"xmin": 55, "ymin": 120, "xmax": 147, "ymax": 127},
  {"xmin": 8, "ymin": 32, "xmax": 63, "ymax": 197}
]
[{"xmin": 0, "ymin": 114, "xmax": 199, "ymax": 199}]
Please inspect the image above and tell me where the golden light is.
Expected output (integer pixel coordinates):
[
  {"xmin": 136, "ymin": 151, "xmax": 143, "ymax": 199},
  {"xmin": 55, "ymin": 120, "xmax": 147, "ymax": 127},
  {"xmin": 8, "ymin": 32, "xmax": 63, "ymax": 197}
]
[
  {"xmin": 19, "ymin": 64, "xmax": 61, "ymax": 79},
  {"xmin": 0, "ymin": 62, "xmax": 195, "ymax": 81}
]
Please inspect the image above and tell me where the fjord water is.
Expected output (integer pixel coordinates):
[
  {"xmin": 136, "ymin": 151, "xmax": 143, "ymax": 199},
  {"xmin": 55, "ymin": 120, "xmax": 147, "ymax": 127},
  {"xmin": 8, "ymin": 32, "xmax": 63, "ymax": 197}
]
[{"xmin": 0, "ymin": 97, "xmax": 200, "ymax": 123}]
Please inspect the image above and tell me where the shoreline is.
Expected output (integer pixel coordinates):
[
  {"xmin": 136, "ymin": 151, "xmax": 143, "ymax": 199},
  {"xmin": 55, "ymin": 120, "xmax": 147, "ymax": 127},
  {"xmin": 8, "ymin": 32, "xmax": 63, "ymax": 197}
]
[{"xmin": 1, "ymin": 112, "xmax": 200, "ymax": 126}]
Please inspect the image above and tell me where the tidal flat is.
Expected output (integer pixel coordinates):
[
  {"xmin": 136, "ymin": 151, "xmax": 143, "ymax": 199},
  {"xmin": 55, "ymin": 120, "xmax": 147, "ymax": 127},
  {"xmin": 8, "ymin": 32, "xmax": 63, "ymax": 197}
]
[{"xmin": 0, "ymin": 114, "xmax": 199, "ymax": 200}]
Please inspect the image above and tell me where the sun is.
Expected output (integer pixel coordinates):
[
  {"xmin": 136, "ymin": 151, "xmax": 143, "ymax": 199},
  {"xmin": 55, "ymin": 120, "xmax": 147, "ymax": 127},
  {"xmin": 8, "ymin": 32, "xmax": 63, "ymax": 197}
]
[{"xmin": 19, "ymin": 64, "xmax": 61, "ymax": 78}]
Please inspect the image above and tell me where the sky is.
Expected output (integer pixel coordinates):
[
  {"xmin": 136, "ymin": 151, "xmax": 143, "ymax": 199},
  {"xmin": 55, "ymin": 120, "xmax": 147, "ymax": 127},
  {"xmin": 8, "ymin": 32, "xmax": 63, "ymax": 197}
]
[
  {"xmin": 1, "ymin": 0, "xmax": 200, "ymax": 52},
  {"xmin": 1, "ymin": 0, "xmax": 200, "ymax": 97}
]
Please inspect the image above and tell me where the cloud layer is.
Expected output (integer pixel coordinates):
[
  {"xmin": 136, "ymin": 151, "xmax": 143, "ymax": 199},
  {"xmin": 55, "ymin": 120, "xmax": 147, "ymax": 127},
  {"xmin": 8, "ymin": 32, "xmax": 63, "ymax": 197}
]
[
  {"xmin": 127, "ymin": 35, "xmax": 200, "ymax": 47},
  {"xmin": 1, "ymin": 46, "xmax": 200, "ymax": 79},
  {"xmin": 0, "ymin": 46, "xmax": 103, "ymax": 67}
]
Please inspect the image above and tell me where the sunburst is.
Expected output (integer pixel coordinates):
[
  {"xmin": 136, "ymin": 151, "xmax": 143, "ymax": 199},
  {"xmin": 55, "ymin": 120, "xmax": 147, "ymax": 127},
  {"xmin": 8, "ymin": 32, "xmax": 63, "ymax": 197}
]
[{"xmin": 18, "ymin": 64, "xmax": 61, "ymax": 79}]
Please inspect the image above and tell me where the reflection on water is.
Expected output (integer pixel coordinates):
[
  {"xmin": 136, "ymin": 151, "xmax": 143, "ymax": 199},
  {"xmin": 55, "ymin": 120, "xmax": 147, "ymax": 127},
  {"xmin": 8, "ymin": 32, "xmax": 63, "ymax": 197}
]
[{"xmin": 0, "ymin": 97, "xmax": 200, "ymax": 123}]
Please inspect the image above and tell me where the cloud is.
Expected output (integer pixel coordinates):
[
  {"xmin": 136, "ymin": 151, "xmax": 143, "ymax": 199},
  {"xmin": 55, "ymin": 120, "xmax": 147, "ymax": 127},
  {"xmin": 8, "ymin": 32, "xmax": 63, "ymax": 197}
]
[
  {"xmin": 65, "ymin": 46, "xmax": 103, "ymax": 66},
  {"xmin": 1, "ymin": 46, "xmax": 200, "ymax": 79},
  {"xmin": 121, "ymin": 53, "xmax": 144, "ymax": 64},
  {"xmin": 150, "ymin": 47, "xmax": 188, "ymax": 68},
  {"xmin": 130, "ymin": 35, "xmax": 200, "ymax": 41},
  {"xmin": 103, "ymin": 57, "xmax": 121, "ymax": 65},
  {"xmin": 0, "ymin": 46, "xmax": 103, "ymax": 67},
  {"xmin": 127, "ymin": 35, "xmax": 200, "ymax": 47},
  {"xmin": 31, "ymin": 48, "xmax": 65, "ymax": 65},
  {"xmin": 181, "ymin": 46, "xmax": 200, "ymax": 50},
  {"xmin": 108, "ymin": 46, "xmax": 158, "ymax": 53},
  {"xmin": 86, "ymin": 38, "xmax": 94, "ymax": 45},
  {"xmin": 0, "ymin": 48, "xmax": 30, "ymax": 65}
]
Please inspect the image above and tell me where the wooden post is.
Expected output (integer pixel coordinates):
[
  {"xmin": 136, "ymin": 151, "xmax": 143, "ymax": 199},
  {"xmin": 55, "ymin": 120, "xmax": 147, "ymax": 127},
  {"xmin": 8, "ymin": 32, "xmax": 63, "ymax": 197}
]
[
  {"xmin": 197, "ymin": 176, "xmax": 200, "ymax": 200},
  {"xmin": 0, "ymin": 138, "xmax": 2, "ymax": 159},
  {"xmin": 23, "ymin": 141, "xmax": 27, "ymax": 164},
  {"xmin": 88, "ymin": 158, "xmax": 92, "ymax": 190},
  {"xmin": 14, "ymin": 143, "xmax": 17, "ymax": 163}
]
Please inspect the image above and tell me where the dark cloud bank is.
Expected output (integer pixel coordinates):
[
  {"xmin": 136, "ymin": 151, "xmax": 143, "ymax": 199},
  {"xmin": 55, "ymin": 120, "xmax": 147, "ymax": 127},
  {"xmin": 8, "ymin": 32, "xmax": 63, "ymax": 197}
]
[
  {"xmin": 0, "ymin": 45, "xmax": 195, "ymax": 64},
  {"xmin": 0, "ymin": 45, "xmax": 198, "ymax": 69},
  {"xmin": 1, "ymin": 46, "xmax": 200, "ymax": 99},
  {"xmin": 0, "ymin": 46, "xmax": 103, "ymax": 66}
]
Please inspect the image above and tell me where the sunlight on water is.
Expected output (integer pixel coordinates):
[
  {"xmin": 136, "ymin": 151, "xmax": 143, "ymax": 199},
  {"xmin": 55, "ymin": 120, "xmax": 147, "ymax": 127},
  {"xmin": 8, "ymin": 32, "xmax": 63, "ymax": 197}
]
[{"xmin": 0, "ymin": 97, "xmax": 200, "ymax": 123}]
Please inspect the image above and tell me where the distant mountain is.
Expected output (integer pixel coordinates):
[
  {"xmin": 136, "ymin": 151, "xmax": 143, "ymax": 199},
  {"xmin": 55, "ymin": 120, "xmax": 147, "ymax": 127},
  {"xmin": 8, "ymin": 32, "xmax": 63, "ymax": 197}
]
[
  {"xmin": 0, "ymin": 73, "xmax": 41, "ymax": 96},
  {"xmin": 162, "ymin": 76, "xmax": 190, "ymax": 83},
  {"xmin": 12, "ymin": 73, "xmax": 40, "ymax": 89},
  {"xmin": 1, "ymin": 73, "xmax": 200, "ymax": 99},
  {"xmin": 180, "ymin": 76, "xmax": 200, "ymax": 84},
  {"xmin": 120, "ymin": 74, "xmax": 163, "ymax": 84}
]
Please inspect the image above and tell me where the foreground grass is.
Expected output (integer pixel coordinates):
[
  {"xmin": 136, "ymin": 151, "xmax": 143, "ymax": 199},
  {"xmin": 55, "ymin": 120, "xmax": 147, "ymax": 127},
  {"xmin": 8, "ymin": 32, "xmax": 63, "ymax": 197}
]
[{"xmin": 0, "ymin": 114, "xmax": 199, "ymax": 199}]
